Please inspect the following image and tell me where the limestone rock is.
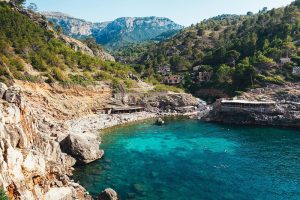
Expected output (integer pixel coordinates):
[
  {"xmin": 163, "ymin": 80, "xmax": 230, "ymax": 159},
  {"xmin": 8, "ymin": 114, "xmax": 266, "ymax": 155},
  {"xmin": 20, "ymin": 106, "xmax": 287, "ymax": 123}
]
[
  {"xmin": 22, "ymin": 151, "xmax": 46, "ymax": 174},
  {"xmin": 0, "ymin": 82, "xmax": 8, "ymax": 98},
  {"xmin": 4, "ymin": 86, "xmax": 22, "ymax": 105},
  {"xmin": 120, "ymin": 92, "xmax": 203, "ymax": 114},
  {"xmin": 0, "ymin": 83, "xmax": 91, "ymax": 199},
  {"xmin": 60, "ymin": 134, "xmax": 104, "ymax": 164},
  {"xmin": 44, "ymin": 187, "xmax": 73, "ymax": 200},
  {"xmin": 98, "ymin": 188, "xmax": 118, "ymax": 200},
  {"xmin": 155, "ymin": 118, "xmax": 165, "ymax": 126}
]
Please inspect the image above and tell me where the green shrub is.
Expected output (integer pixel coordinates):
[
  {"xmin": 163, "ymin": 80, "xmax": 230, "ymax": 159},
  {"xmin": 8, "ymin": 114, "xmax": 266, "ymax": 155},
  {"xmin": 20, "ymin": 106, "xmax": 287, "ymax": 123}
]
[
  {"xmin": 52, "ymin": 67, "xmax": 68, "ymax": 82},
  {"xmin": 0, "ymin": 189, "xmax": 9, "ymax": 200},
  {"xmin": 154, "ymin": 84, "xmax": 183, "ymax": 93}
]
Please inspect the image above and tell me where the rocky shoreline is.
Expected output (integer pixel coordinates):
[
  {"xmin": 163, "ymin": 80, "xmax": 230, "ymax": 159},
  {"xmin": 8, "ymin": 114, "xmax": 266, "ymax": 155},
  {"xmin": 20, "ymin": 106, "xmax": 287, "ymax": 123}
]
[
  {"xmin": 1, "ymin": 81, "xmax": 298, "ymax": 200},
  {"xmin": 0, "ymin": 80, "xmax": 205, "ymax": 200},
  {"xmin": 204, "ymin": 84, "xmax": 300, "ymax": 128}
]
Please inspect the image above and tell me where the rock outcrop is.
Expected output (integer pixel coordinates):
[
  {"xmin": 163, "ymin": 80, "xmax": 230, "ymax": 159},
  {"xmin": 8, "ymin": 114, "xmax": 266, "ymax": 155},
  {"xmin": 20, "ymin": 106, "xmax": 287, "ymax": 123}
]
[
  {"xmin": 59, "ymin": 35, "xmax": 115, "ymax": 62},
  {"xmin": 97, "ymin": 188, "xmax": 118, "ymax": 200},
  {"xmin": 114, "ymin": 92, "xmax": 206, "ymax": 114},
  {"xmin": 0, "ymin": 83, "xmax": 92, "ymax": 199},
  {"xmin": 205, "ymin": 84, "xmax": 300, "ymax": 127},
  {"xmin": 60, "ymin": 134, "xmax": 104, "ymax": 164}
]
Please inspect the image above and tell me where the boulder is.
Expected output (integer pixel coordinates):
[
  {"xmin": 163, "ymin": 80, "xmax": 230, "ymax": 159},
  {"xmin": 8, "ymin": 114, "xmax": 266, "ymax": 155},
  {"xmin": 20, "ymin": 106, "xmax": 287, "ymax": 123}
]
[
  {"xmin": 155, "ymin": 118, "xmax": 165, "ymax": 126},
  {"xmin": 60, "ymin": 134, "xmax": 104, "ymax": 164},
  {"xmin": 44, "ymin": 187, "xmax": 73, "ymax": 200},
  {"xmin": 0, "ymin": 82, "xmax": 8, "ymax": 99},
  {"xmin": 98, "ymin": 188, "xmax": 118, "ymax": 200},
  {"xmin": 4, "ymin": 86, "xmax": 22, "ymax": 106}
]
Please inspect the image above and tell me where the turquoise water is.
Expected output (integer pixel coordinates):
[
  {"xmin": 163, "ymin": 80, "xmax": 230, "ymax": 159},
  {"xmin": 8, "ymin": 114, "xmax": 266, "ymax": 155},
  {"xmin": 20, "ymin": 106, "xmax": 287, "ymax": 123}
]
[{"xmin": 73, "ymin": 119, "xmax": 300, "ymax": 200}]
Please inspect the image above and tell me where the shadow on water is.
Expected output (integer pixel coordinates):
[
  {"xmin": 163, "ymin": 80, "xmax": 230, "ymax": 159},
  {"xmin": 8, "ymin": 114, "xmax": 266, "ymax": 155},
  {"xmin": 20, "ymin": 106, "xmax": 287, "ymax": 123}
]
[{"xmin": 73, "ymin": 119, "xmax": 300, "ymax": 200}]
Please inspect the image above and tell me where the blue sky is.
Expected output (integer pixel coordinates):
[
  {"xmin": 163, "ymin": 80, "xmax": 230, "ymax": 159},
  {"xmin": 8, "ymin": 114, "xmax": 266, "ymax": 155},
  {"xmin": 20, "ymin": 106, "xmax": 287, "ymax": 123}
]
[{"xmin": 26, "ymin": 0, "xmax": 294, "ymax": 26}]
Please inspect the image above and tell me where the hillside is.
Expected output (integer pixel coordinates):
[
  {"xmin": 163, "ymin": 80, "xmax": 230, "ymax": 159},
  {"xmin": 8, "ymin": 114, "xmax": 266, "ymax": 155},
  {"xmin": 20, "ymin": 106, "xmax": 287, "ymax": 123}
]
[
  {"xmin": 123, "ymin": 2, "xmax": 300, "ymax": 100},
  {"xmin": 0, "ymin": 2, "xmax": 145, "ymax": 92},
  {"xmin": 44, "ymin": 12, "xmax": 183, "ymax": 50}
]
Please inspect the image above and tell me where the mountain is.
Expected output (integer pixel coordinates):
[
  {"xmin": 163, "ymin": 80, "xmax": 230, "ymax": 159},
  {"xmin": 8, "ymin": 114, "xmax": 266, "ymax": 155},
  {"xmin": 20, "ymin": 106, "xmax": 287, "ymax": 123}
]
[
  {"xmin": 123, "ymin": 2, "xmax": 300, "ymax": 100},
  {"xmin": 0, "ymin": 2, "xmax": 136, "ymax": 88},
  {"xmin": 0, "ymin": 1, "xmax": 180, "ymax": 93},
  {"xmin": 44, "ymin": 12, "xmax": 183, "ymax": 50},
  {"xmin": 43, "ymin": 12, "xmax": 108, "ymax": 37}
]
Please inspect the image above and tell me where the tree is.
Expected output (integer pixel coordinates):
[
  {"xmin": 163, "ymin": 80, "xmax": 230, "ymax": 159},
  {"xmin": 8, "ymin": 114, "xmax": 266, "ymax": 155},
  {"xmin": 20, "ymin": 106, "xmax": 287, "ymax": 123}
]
[
  {"xmin": 11, "ymin": 0, "xmax": 26, "ymax": 6},
  {"xmin": 216, "ymin": 64, "xmax": 234, "ymax": 84},
  {"xmin": 247, "ymin": 11, "xmax": 254, "ymax": 16},
  {"xmin": 263, "ymin": 39, "xmax": 270, "ymax": 51},
  {"xmin": 260, "ymin": 7, "xmax": 268, "ymax": 13},
  {"xmin": 27, "ymin": 3, "xmax": 37, "ymax": 12},
  {"xmin": 170, "ymin": 55, "xmax": 191, "ymax": 72},
  {"xmin": 233, "ymin": 61, "xmax": 255, "ymax": 90},
  {"xmin": 226, "ymin": 50, "xmax": 240, "ymax": 67},
  {"xmin": 282, "ymin": 38, "xmax": 297, "ymax": 57}
]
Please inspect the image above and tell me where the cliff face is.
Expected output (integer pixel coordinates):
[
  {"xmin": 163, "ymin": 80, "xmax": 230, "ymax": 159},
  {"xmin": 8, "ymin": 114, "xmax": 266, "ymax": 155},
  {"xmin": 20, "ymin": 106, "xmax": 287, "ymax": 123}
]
[
  {"xmin": 44, "ymin": 12, "xmax": 183, "ymax": 49},
  {"xmin": 0, "ymin": 80, "xmax": 115, "ymax": 199},
  {"xmin": 205, "ymin": 84, "xmax": 300, "ymax": 127},
  {"xmin": 0, "ymin": 84, "xmax": 92, "ymax": 200}
]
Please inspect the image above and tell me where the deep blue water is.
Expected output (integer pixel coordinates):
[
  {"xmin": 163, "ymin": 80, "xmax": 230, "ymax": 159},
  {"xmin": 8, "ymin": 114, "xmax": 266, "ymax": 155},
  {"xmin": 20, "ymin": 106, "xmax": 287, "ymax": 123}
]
[{"xmin": 73, "ymin": 119, "xmax": 300, "ymax": 200}]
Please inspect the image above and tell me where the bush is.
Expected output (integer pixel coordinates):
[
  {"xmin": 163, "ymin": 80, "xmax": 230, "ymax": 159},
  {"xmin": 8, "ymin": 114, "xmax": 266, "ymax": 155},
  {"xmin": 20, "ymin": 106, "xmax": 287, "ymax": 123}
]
[
  {"xmin": 0, "ymin": 189, "xmax": 9, "ymax": 200},
  {"xmin": 52, "ymin": 67, "xmax": 68, "ymax": 82},
  {"xmin": 154, "ymin": 84, "xmax": 183, "ymax": 93}
]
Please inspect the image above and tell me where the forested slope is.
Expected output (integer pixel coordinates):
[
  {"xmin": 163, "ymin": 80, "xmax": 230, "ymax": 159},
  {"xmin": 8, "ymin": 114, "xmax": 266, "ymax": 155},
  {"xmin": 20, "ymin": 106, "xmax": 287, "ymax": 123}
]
[
  {"xmin": 124, "ymin": 1, "xmax": 300, "ymax": 99},
  {"xmin": 0, "ymin": 1, "xmax": 138, "ymax": 89}
]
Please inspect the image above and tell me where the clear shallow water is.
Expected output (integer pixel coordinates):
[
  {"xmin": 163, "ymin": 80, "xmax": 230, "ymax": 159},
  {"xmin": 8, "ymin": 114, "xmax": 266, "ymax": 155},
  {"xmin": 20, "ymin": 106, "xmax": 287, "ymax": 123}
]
[{"xmin": 73, "ymin": 119, "xmax": 300, "ymax": 200}]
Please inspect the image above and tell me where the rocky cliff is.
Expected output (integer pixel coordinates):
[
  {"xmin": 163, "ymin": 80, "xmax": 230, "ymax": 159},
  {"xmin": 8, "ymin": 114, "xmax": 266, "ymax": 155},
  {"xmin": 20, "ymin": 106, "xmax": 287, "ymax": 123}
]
[
  {"xmin": 0, "ymin": 83, "xmax": 92, "ymax": 200},
  {"xmin": 0, "ymin": 79, "xmax": 116, "ymax": 199},
  {"xmin": 44, "ymin": 12, "xmax": 183, "ymax": 49},
  {"xmin": 205, "ymin": 84, "xmax": 300, "ymax": 127}
]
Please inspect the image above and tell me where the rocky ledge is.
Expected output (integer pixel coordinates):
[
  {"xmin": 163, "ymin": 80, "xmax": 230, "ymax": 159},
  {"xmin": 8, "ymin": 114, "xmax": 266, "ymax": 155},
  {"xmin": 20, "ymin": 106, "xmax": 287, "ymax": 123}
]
[
  {"xmin": 205, "ymin": 84, "xmax": 300, "ymax": 127},
  {"xmin": 114, "ymin": 92, "xmax": 207, "ymax": 114}
]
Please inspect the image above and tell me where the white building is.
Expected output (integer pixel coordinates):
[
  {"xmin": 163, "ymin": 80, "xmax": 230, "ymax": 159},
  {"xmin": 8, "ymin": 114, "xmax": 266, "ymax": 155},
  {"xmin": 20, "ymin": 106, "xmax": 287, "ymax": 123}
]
[
  {"xmin": 292, "ymin": 67, "xmax": 300, "ymax": 75},
  {"xmin": 158, "ymin": 66, "xmax": 171, "ymax": 75},
  {"xmin": 193, "ymin": 66, "xmax": 201, "ymax": 71},
  {"xmin": 280, "ymin": 58, "xmax": 291, "ymax": 65},
  {"xmin": 164, "ymin": 75, "xmax": 184, "ymax": 85}
]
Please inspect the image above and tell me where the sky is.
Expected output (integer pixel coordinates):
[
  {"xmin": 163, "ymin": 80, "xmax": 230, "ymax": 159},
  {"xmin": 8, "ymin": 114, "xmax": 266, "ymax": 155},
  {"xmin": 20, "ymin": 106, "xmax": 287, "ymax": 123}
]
[{"xmin": 26, "ymin": 0, "xmax": 294, "ymax": 26}]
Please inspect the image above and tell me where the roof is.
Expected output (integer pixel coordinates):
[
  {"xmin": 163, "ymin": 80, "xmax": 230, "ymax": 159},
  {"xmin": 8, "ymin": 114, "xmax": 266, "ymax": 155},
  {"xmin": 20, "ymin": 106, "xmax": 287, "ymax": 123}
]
[
  {"xmin": 165, "ymin": 75, "xmax": 182, "ymax": 80},
  {"xmin": 280, "ymin": 58, "xmax": 291, "ymax": 61},
  {"xmin": 221, "ymin": 99, "xmax": 276, "ymax": 105},
  {"xmin": 111, "ymin": 106, "xmax": 144, "ymax": 111}
]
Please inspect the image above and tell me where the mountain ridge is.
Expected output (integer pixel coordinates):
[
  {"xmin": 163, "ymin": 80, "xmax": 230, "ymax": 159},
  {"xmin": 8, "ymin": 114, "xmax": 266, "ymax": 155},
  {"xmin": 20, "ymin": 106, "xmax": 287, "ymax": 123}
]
[{"xmin": 44, "ymin": 12, "xmax": 184, "ymax": 49}]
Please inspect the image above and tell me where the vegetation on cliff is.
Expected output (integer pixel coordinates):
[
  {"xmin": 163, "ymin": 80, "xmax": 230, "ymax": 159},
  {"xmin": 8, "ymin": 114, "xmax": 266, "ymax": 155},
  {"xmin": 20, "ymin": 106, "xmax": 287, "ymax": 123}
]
[
  {"xmin": 0, "ymin": 2, "xmax": 133, "ymax": 87},
  {"xmin": 0, "ymin": 189, "xmax": 8, "ymax": 200}
]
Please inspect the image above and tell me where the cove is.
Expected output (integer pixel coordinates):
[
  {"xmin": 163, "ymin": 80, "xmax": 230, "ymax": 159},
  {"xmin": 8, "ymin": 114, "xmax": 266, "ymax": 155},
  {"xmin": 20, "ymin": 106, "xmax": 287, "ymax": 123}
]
[{"xmin": 73, "ymin": 119, "xmax": 300, "ymax": 200}]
